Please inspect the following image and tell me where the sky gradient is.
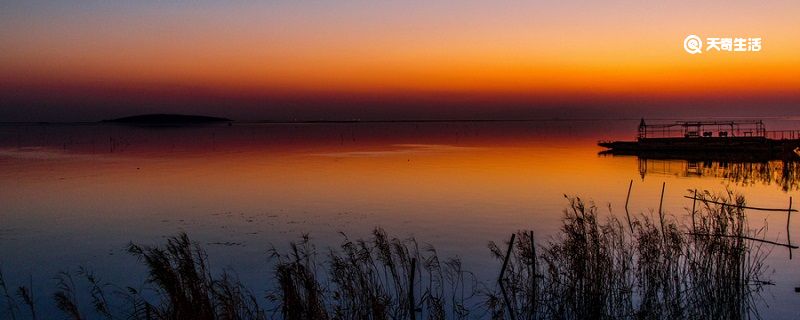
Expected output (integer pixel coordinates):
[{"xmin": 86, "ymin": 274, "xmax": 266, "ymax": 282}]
[{"xmin": 1, "ymin": 1, "xmax": 799, "ymax": 121}]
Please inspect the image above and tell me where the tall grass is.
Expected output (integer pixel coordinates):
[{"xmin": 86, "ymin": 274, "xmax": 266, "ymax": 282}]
[
  {"xmin": 266, "ymin": 229, "xmax": 480, "ymax": 319},
  {"xmin": 487, "ymin": 192, "xmax": 769, "ymax": 319},
  {"xmin": 123, "ymin": 233, "xmax": 267, "ymax": 320},
  {"xmin": 0, "ymin": 191, "xmax": 772, "ymax": 319},
  {"xmin": 1, "ymin": 234, "xmax": 267, "ymax": 320}
]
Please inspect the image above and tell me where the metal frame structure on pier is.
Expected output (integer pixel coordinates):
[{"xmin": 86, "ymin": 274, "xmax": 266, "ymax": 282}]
[{"xmin": 637, "ymin": 119, "xmax": 766, "ymax": 139}]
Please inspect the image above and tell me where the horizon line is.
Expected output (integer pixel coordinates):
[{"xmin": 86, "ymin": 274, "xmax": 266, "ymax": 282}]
[{"xmin": 1, "ymin": 115, "xmax": 798, "ymax": 126}]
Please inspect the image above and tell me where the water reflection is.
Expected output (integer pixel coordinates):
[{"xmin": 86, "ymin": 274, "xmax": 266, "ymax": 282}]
[
  {"xmin": 635, "ymin": 159, "xmax": 800, "ymax": 192},
  {"xmin": 1, "ymin": 120, "xmax": 799, "ymax": 318},
  {"xmin": 598, "ymin": 134, "xmax": 800, "ymax": 192}
]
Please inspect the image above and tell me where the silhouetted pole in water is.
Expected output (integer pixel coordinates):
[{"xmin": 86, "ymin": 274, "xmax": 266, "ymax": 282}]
[
  {"xmin": 499, "ymin": 233, "xmax": 517, "ymax": 320},
  {"xmin": 409, "ymin": 257, "xmax": 416, "ymax": 320},
  {"xmin": 625, "ymin": 180, "xmax": 634, "ymax": 233},
  {"xmin": 788, "ymin": 197, "xmax": 793, "ymax": 260},
  {"xmin": 659, "ymin": 182, "xmax": 666, "ymax": 237},
  {"xmin": 682, "ymin": 195, "xmax": 798, "ymax": 212},
  {"xmin": 684, "ymin": 194, "xmax": 798, "ymax": 253},
  {"xmin": 691, "ymin": 189, "xmax": 698, "ymax": 234},
  {"xmin": 684, "ymin": 232, "xmax": 798, "ymax": 249},
  {"xmin": 529, "ymin": 230, "xmax": 538, "ymax": 320}
]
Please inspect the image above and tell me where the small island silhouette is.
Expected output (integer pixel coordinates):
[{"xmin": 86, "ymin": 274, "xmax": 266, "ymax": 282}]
[{"xmin": 102, "ymin": 114, "xmax": 232, "ymax": 125}]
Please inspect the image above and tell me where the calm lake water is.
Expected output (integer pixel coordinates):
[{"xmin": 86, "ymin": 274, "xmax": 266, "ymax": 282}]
[{"xmin": 1, "ymin": 119, "xmax": 799, "ymax": 318}]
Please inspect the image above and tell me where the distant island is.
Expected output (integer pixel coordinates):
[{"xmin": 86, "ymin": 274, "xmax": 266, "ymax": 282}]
[{"xmin": 102, "ymin": 114, "xmax": 232, "ymax": 124}]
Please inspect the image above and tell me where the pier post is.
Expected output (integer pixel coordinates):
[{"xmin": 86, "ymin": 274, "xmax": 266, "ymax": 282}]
[
  {"xmin": 658, "ymin": 182, "xmax": 665, "ymax": 237},
  {"xmin": 409, "ymin": 257, "xmax": 416, "ymax": 320},
  {"xmin": 625, "ymin": 180, "xmax": 634, "ymax": 233},
  {"xmin": 788, "ymin": 197, "xmax": 793, "ymax": 260},
  {"xmin": 691, "ymin": 189, "xmax": 697, "ymax": 234},
  {"xmin": 499, "ymin": 233, "xmax": 517, "ymax": 320}
]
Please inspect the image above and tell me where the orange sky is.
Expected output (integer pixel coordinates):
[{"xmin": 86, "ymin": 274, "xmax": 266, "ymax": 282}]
[{"xmin": 1, "ymin": 1, "xmax": 799, "ymax": 120}]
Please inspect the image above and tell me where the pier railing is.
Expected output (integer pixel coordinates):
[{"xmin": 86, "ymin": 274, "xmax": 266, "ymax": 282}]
[{"xmin": 638, "ymin": 119, "xmax": 767, "ymax": 139}]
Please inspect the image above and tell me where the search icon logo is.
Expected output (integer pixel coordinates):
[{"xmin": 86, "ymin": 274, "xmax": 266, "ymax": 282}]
[{"xmin": 684, "ymin": 35, "xmax": 703, "ymax": 54}]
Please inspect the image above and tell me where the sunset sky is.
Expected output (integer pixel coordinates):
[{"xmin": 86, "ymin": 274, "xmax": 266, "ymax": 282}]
[{"xmin": 1, "ymin": 1, "xmax": 799, "ymax": 121}]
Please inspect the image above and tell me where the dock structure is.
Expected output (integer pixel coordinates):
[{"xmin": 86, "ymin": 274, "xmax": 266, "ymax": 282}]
[
  {"xmin": 637, "ymin": 119, "xmax": 767, "ymax": 139},
  {"xmin": 599, "ymin": 119, "xmax": 800, "ymax": 161}
]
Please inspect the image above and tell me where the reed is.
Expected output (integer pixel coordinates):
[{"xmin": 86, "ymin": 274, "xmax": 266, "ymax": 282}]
[
  {"xmin": 0, "ymin": 270, "xmax": 21, "ymax": 320},
  {"xmin": 0, "ymin": 191, "xmax": 773, "ymax": 319},
  {"xmin": 125, "ymin": 233, "xmax": 267, "ymax": 320},
  {"xmin": 266, "ymin": 228, "xmax": 479, "ymax": 320},
  {"xmin": 487, "ymin": 192, "xmax": 769, "ymax": 319}
]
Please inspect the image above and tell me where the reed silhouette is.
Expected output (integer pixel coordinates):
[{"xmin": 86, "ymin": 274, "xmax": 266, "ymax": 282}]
[
  {"xmin": 0, "ymin": 191, "xmax": 773, "ymax": 320},
  {"xmin": 266, "ymin": 229, "xmax": 478, "ymax": 320},
  {"xmin": 486, "ymin": 192, "xmax": 769, "ymax": 319}
]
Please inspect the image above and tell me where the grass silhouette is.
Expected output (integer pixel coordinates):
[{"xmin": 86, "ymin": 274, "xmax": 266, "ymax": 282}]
[{"xmin": 0, "ymin": 191, "xmax": 772, "ymax": 319}]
